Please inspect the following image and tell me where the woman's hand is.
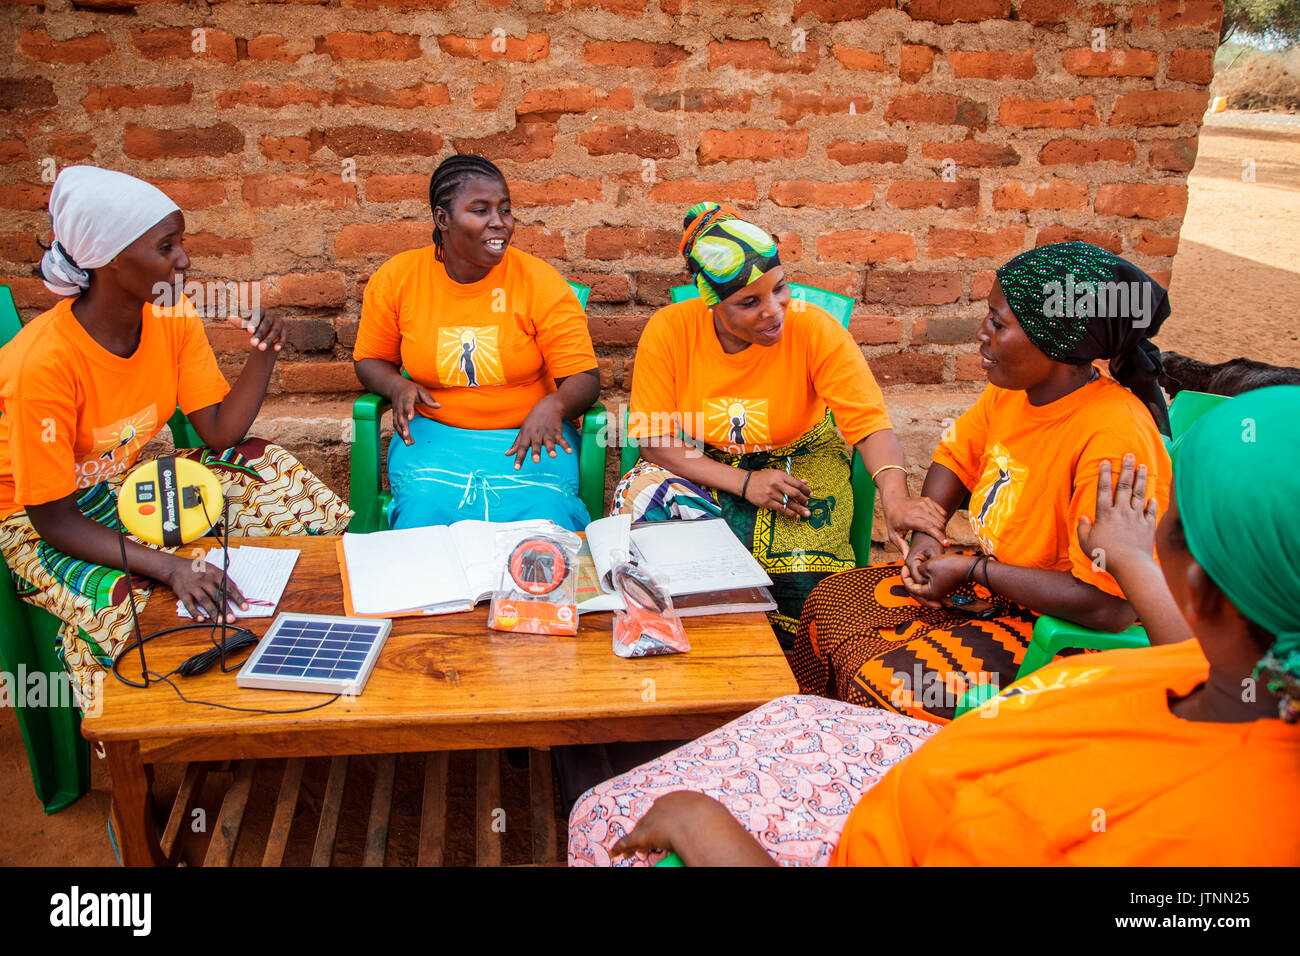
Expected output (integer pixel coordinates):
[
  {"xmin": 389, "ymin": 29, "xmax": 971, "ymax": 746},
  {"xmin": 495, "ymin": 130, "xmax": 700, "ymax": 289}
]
[
  {"xmin": 742, "ymin": 469, "xmax": 811, "ymax": 519},
  {"xmin": 165, "ymin": 554, "xmax": 250, "ymax": 623},
  {"xmin": 391, "ymin": 379, "xmax": 440, "ymax": 446},
  {"xmin": 1076, "ymin": 455, "xmax": 1159, "ymax": 578},
  {"xmin": 233, "ymin": 308, "xmax": 285, "ymax": 354},
  {"xmin": 506, "ymin": 392, "xmax": 572, "ymax": 469},
  {"xmin": 901, "ymin": 531, "xmax": 945, "ymax": 593},
  {"xmin": 882, "ymin": 496, "xmax": 949, "ymax": 558},
  {"xmin": 612, "ymin": 791, "xmax": 776, "ymax": 867},
  {"xmin": 901, "ymin": 553, "xmax": 977, "ymax": 607}
]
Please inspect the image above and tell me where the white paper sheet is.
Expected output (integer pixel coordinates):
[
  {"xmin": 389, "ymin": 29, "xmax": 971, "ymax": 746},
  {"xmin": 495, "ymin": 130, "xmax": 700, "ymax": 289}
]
[
  {"xmin": 628, "ymin": 518, "xmax": 772, "ymax": 595},
  {"xmin": 175, "ymin": 546, "xmax": 299, "ymax": 619},
  {"xmin": 341, "ymin": 526, "xmax": 471, "ymax": 616}
]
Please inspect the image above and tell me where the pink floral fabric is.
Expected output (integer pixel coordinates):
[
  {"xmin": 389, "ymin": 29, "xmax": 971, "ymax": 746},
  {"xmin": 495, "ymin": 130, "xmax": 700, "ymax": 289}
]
[{"xmin": 567, "ymin": 694, "xmax": 938, "ymax": 866}]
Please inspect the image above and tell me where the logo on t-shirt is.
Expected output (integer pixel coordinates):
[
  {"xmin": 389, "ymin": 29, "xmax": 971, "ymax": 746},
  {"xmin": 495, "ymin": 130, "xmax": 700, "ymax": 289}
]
[
  {"xmin": 437, "ymin": 326, "xmax": 504, "ymax": 388},
  {"xmin": 969, "ymin": 442, "xmax": 1028, "ymax": 556},
  {"xmin": 704, "ymin": 398, "xmax": 770, "ymax": 450},
  {"xmin": 987, "ymin": 665, "xmax": 1114, "ymax": 713},
  {"xmin": 76, "ymin": 405, "xmax": 158, "ymax": 489}
]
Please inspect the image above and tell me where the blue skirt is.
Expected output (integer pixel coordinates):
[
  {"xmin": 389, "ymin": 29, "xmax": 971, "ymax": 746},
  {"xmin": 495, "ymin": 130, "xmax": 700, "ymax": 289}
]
[{"xmin": 387, "ymin": 416, "xmax": 589, "ymax": 531}]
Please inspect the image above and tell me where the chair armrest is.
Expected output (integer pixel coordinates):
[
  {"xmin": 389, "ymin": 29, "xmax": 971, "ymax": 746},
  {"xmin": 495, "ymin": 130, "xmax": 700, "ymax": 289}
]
[
  {"xmin": 848, "ymin": 446, "xmax": 876, "ymax": 567},
  {"xmin": 1017, "ymin": 614, "xmax": 1150, "ymax": 679},
  {"xmin": 578, "ymin": 402, "xmax": 608, "ymax": 522},
  {"xmin": 166, "ymin": 407, "xmax": 203, "ymax": 450},
  {"xmin": 953, "ymin": 681, "xmax": 1000, "ymax": 719},
  {"xmin": 349, "ymin": 392, "xmax": 391, "ymax": 534}
]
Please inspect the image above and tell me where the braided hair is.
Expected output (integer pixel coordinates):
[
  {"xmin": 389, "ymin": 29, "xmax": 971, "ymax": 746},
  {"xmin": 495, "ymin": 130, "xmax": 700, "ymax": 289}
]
[{"xmin": 429, "ymin": 154, "xmax": 508, "ymax": 263}]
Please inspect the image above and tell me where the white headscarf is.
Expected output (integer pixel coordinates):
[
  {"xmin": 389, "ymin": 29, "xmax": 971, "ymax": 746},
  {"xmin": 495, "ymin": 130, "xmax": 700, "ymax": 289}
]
[{"xmin": 40, "ymin": 166, "xmax": 181, "ymax": 296}]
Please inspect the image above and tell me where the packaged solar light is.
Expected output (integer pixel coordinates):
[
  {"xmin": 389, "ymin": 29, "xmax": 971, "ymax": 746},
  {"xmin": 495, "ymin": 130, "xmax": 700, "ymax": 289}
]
[
  {"xmin": 610, "ymin": 560, "xmax": 689, "ymax": 658},
  {"xmin": 488, "ymin": 526, "xmax": 581, "ymax": 635}
]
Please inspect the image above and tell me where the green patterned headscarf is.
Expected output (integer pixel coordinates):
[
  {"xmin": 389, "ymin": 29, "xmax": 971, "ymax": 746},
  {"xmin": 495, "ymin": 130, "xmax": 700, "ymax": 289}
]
[
  {"xmin": 996, "ymin": 242, "xmax": 1173, "ymax": 436},
  {"xmin": 679, "ymin": 202, "xmax": 781, "ymax": 306},
  {"xmin": 1175, "ymin": 385, "xmax": 1300, "ymax": 723}
]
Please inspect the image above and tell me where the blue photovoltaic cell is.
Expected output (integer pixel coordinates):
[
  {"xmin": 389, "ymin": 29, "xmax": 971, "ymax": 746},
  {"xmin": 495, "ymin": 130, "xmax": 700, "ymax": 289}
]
[{"xmin": 248, "ymin": 618, "xmax": 386, "ymax": 679}]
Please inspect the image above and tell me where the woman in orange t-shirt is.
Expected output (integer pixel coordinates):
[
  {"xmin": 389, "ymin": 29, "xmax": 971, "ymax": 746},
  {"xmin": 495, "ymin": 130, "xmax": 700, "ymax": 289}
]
[
  {"xmin": 615, "ymin": 203, "xmax": 946, "ymax": 646},
  {"xmin": 352, "ymin": 154, "xmax": 599, "ymax": 531},
  {"xmin": 791, "ymin": 242, "xmax": 1173, "ymax": 722},
  {"xmin": 0, "ymin": 166, "xmax": 350, "ymax": 705},
  {"xmin": 568, "ymin": 388, "xmax": 1300, "ymax": 866}
]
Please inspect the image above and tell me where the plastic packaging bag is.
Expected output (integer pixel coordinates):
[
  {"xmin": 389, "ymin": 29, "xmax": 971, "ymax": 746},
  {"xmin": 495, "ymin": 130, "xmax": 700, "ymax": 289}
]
[
  {"xmin": 488, "ymin": 527, "xmax": 581, "ymax": 635},
  {"xmin": 610, "ymin": 561, "xmax": 689, "ymax": 658}
]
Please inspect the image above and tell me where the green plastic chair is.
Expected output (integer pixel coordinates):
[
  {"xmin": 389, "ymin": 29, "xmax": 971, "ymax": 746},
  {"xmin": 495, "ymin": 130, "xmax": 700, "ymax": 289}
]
[
  {"xmin": 953, "ymin": 388, "xmax": 1228, "ymax": 717},
  {"xmin": 620, "ymin": 282, "xmax": 876, "ymax": 565},
  {"xmin": 348, "ymin": 281, "xmax": 608, "ymax": 533}
]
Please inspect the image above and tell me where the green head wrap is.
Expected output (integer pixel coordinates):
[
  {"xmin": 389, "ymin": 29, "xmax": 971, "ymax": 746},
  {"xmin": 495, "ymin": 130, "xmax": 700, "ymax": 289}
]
[
  {"xmin": 680, "ymin": 202, "xmax": 781, "ymax": 306},
  {"xmin": 1175, "ymin": 385, "xmax": 1300, "ymax": 722}
]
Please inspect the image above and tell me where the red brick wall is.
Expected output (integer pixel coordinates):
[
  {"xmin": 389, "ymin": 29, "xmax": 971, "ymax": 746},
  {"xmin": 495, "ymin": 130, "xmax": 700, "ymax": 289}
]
[{"xmin": 2, "ymin": 0, "xmax": 1221, "ymax": 405}]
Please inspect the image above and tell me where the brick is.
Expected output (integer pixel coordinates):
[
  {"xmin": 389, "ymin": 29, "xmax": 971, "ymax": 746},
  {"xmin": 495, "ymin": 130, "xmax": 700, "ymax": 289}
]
[
  {"xmin": 2, "ymin": 276, "xmax": 59, "ymax": 310},
  {"xmin": 1149, "ymin": 270, "xmax": 1172, "ymax": 289},
  {"xmin": 0, "ymin": 232, "xmax": 40, "ymax": 262},
  {"xmin": 512, "ymin": 226, "xmax": 565, "ymax": 258},
  {"xmin": 322, "ymin": 127, "xmax": 442, "ymax": 157},
  {"xmin": 899, "ymin": 45, "xmax": 935, "ymax": 82},
  {"xmin": 645, "ymin": 89, "xmax": 754, "ymax": 112},
  {"xmin": 817, "ymin": 231, "xmax": 914, "ymax": 262},
  {"xmin": 917, "ymin": 314, "xmax": 981, "ymax": 344},
  {"xmin": 1110, "ymin": 90, "xmax": 1208, "ymax": 127},
  {"xmin": 218, "ymin": 83, "xmax": 326, "ymax": 109},
  {"xmin": 926, "ymin": 226, "xmax": 1024, "ymax": 259},
  {"xmin": 279, "ymin": 362, "xmax": 362, "ymax": 393},
  {"xmin": 185, "ymin": 233, "xmax": 253, "ymax": 258},
  {"xmin": 579, "ymin": 125, "xmax": 679, "ymax": 158},
  {"xmin": 1131, "ymin": 0, "xmax": 1221, "ymax": 29},
  {"xmin": 906, "ymin": 0, "xmax": 1010, "ymax": 22},
  {"xmin": 343, "ymin": 0, "xmax": 453, "ymax": 7},
  {"xmin": 1168, "ymin": 49, "xmax": 1214, "ymax": 84},
  {"xmin": 885, "ymin": 94, "xmax": 986, "ymax": 129},
  {"xmin": 1094, "ymin": 183, "xmax": 1188, "ymax": 220},
  {"xmin": 1039, "ymin": 138, "xmax": 1136, "ymax": 164},
  {"xmin": 473, "ymin": 84, "xmax": 503, "ymax": 109},
  {"xmin": 131, "ymin": 28, "xmax": 237, "ymax": 64},
  {"xmin": 1000, "ymin": 96, "xmax": 1098, "ymax": 129},
  {"xmin": 0, "ymin": 78, "xmax": 56, "ymax": 111},
  {"xmin": 868, "ymin": 353, "xmax": 944, "ymax": 385},
  {"xmin": 331, "ymin": 82, "xmax": 451, "ymax": 109},
  {"xmin": 1149, "ymin": 137, "xmax": 1198, "ymax": 172},
  {"xmin": 586, "ymin": 227, "xmax": 678, "ymax": 260},
  {"xmin": 1136, "ymin": 229, "xmax": 1180, "ymax": 256},
  {"xmin": 337, "ymin": 319, "xmax": 361, "ymax": 348},
  {"xmin": 123, "ymin": 123, "xmax": 244, "ymax": 159},
  {"xmin": 698, "ymin": 129, "xmax": 807, "ymax": 164},
  {"xmin": 543, "ymin": 0, "xmax": 647, "ymax": 14},
  {"xmin": 454, "ymin": 123, "xmax": 557, "ymax": 162},
  {"xmin": 992, "ymin": 180, "xmax": 1089, "ymax": 211},
  {"xmin": 707, "ymin": 39, "xmax": 818, "ymax": 74},
  {"xmin": 772, "ymin": 180, "xmax": 874, "ymax": 209},
  {"xmin": 438, "ymin": 32, "xmax": 548, "ymax": 62},
  {"xmin": 970, "ymin": 269, "xmax": 996, "ymax": 300},
  {"xmin": 1062, "ymin": 48, "xmax": 1158, "ymax": 77},
  {"xmin": 283, "ymin": 318, "xmax": 336, "ymax": 353},
  {"xmin": 335, "ymin": 221, "xmax": 430, "ymax": 258},
  {"xmin": 583, "ymin": 40, "xmax": 687, "ymax": 68},
  {"xmin": 205, "ymin": 323, "xmax": 251, "ymax": 355},
  {"xmin": 242, "ymin": 174, "xmax": 357, "ymax": 209},
  {"xmin": 633, "ymin": 272, "xmax": 692, "ymax": 305},
  {"xmin": 259, "ymin": 136, "xmax": 314, "ymax": 163},
  {"xmin": 794, "ymin": 0, "xmax": 893, "ymax": 20},
  {"xmin": 19, "ymin": 29, "xmax": 112, "ymax": 64},
  {"xmin": 777, "ymin": 232, "xmax": 803, "ymax": 260},
  {"xmin": 517, "ymin": 86, "xmax": 633, "ymax": 121},
  {"xmin": 588, "ymin": 313, "xmax": 648, "ymax": 346},
  {"xmin": 155, "ymin": 177, "xmax": 227, "ymax": 208},
  {"xmin": 82, "ymin": 84, "xmax": 192, "ymax": 111},
  {"xmin": 1018, "ymin": 0, "xmax": 1074, "ymax": 24},
  {"xmin": 955, "ymin": 353, "xmax": 987, "ymax": 380},
  {"xmin": 886, "ymin": 180, "xmax": 978, "ymax": 210},
  {"xmin": 566, "ymin": 273, "xmax": 630, "ymax": 303},
  {"xmin": 949, "ymin": 50, "xmax": 1035, "ymax": 79},
  {"xmin": 865, "ymin": 271, "xmax": 963, "ymax": 305},
  {"xmin": 648, "ymin": 177, "xmax": 757, "ymax": 204},
  {"xmin": 510, "ymin": 175, "xmax": 602, "ymax": 205},
  {"xmin": 773, "ymin": 88, "xmax": 871, "ymax": 124},
  {"xmin": 364, "ymin": 174, "xmax": 426, "ymax": 203},
  {"xmin": 49, "ymin": 134, "xmax": 94, "ymax": 161},
  {"xmin": 788, "ymin": 273, "xmax": 860, "ymax": 298},
  {"xmin": 246, "ymin": 34, "xmax": 308, "ymax": 62},
  {"xmin": 261, "ymin": 272, "xmax": 348, "ymax": 309},
  {"xmin": 831, "ymin": 45, "xmax": 887, "ymax": 71},
  {"xmin": 828, "ymin": 140, "xmax": 908, "ymax": 165},
  {"xmin": 847, "ymin": 314, "xmax": 902, "ymax": 345},
  {"xmin": 317, "ymin": 31, "xmax": 422, "ymax": 61},
  {"xmin": 596, "ymin": 356, "xmax": 616, "ymax": 391},
  {"xmin": 920, "ymin": 141, "xmax": 1019, "ymax": 167},
  {"xmin": 1034, "ymin": 226, "xmax": 1122, "ymax": 254},
  {"xmin": 0, "ymin": 141, "xmax": 30, "ymax": 164}
]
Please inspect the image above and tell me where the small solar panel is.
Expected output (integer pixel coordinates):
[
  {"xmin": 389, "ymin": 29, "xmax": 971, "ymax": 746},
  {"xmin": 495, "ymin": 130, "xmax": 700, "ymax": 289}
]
[{"xmin": 236, "ymin": 613, "xmax": 392, "ymax": 695}]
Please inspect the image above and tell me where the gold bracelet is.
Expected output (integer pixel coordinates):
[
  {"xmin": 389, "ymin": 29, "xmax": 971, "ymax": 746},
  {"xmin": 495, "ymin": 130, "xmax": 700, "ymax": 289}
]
[{"xmin": 871, "ymin": 464, "xmax": 907, "ymax": 482}]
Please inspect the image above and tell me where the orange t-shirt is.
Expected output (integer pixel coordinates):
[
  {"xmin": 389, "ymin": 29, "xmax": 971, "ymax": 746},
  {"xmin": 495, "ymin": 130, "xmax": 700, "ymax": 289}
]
[
  {"xmin": 628, "ymin": 299, "xmax": 891, "ymax": 453},
  {"xmin": 353, "ymin": 245, "xmax": 597, "ymax": 431},
  {"xmin": 0, "ymin": 297, "xmax": 230, "ymax": 518},
  {"xmin": 832, "ymin": 640, "xmax": 1300, "ymax": 865},
  {"xmin": 932, "ymin": 376, "xmax": 1171, "ymax": 598}
]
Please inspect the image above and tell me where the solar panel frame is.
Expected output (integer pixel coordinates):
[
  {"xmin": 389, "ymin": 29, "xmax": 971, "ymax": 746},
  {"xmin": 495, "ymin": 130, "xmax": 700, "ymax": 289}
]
[{"xmin": 236, "ymin": 612, "xmax": 393, "ymax": 695}]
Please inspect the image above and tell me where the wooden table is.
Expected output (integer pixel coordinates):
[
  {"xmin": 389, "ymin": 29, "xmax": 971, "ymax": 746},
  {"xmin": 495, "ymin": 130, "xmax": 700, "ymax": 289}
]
[{"xmin": 81, "ymin": 536, "xmax": 797, "ymax": 866}]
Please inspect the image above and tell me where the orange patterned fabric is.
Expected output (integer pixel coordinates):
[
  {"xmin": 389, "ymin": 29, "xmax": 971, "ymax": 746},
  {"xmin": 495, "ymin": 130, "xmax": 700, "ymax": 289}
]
[{"xmin": 791, "ymin": 562, "xmax": 1035, "ymax": 723}]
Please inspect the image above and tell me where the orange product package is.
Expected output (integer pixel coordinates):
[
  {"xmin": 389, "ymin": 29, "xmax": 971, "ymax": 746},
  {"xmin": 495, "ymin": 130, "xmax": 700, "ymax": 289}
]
[{"xmin": 488, "ymin": 528, "xmax": 580, "ymax": 636}]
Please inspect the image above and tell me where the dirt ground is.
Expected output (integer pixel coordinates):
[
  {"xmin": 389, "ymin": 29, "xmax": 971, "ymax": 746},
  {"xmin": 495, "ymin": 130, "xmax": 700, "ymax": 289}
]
[{"xmin": 3, "ymin": 110, "xmax": 1298, "ymax": 868}]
